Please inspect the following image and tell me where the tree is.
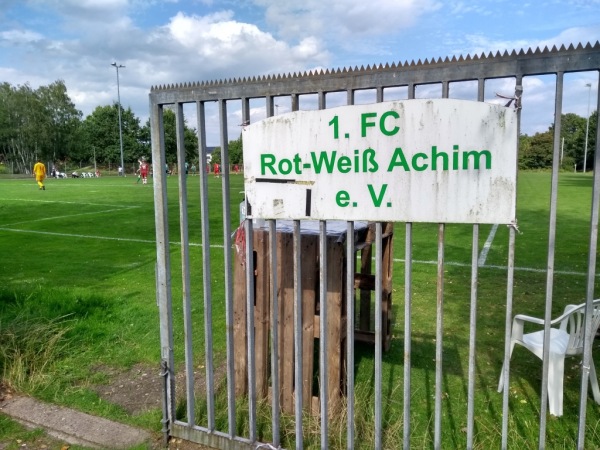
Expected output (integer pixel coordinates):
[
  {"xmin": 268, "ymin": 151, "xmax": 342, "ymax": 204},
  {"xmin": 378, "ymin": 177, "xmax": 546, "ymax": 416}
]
[
  {"xmin": 0, "ymin": 80, "xmax": 82, "ymax": 173},
  {"xmin": 80, "ymin": 103, "xmax": 148, "ymax": 167},
  {"xmin": 519, "ymin": 131, "xmax": 554, "ymax": 169},
  {"xmin": 518, "ymin": 111, "xmax": 598, "ymax": 171},
  {"xmin": 141, "ymin": 109, "xmax": 199, "ymax": 166},
  {"xmin": 210, "ymin": 134, "xmax": 243, "ymax": 167},
  {"xmin": 559, "ymin": 113, "xmax": 587, "ymax": 170},
  {"xmin": 36, "ymin": 81, "xmax": 82, "ymax": 162},
  {"xmin": 228, "ymin": 134, "xmax": 243, "ymax": 165}
]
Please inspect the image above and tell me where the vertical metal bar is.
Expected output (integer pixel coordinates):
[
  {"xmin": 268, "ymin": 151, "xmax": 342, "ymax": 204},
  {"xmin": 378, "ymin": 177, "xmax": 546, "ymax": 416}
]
[
  {"xmin": 175, "ymin": 103, "xmax": 195, "ymax": 426},
  {"xmin": 442, "ymin": 80, "xmax": 449, "ymax": 99},
  {"xmin": 374, "ymin": 223, "xmax": 383, "ymax": 450},
  {"xmin": 293, "ymin": 220, "xmax": 303, "ymax": 449},
  {"xmin": 241, "ymin": 94, "xmax": 257, "ymax": 441},
  {"xmin": 291, "ymin": 93, "xmax": 299, "ymax": 112},
  {"xmin": 403, "ymin": 222, "xmax": 412, "ymax": 450},
  {"xmin": 269, "ymin": 219, "xmax": 281, "ymax": 447},
  {"xmin": 501, "ymin": 78, "xmax": 522, "ymax": 450},
  {"xmin": 218, "ymin": 98, "xmax": 236, "ymax": 437},
  {"xmin": 244, "ymin": 216, "xmax": 257, "ymax": 441},
  {"xmin": 318, "ymin": 91, "xmax": 326, "ymax": 110},
  {"xmin": 196, "ymin": 101, "xmax": 215, "ymax": 430},
  {"xmin": 319, "ymin": 220, "xmax": 328, "ymax": 449},
  {"xmin": 376, "ymin": 86, "xmax": 383, "ymax": 103},
  {"xmin": 347, "ymin": 89, "xmax": 355, "ymax": 106},
  {"xmin": 266, "ymin": 95, "xmax": 275, "ymax": 118},
  {"xmin": 434, "ymin": 223, "xmax": 445, "ymax": 450},
  {"xmin": 467, "ymin": 77, "xmax": 485, "ymax": 450},
  {"xmin": 408, "ymin": 83, "xmax": 415, "ymax": 100},
  {"xmin": 477, "ymin": 78, "xmax": 485, "ymax": 103},
  {"xmin": 501, "ymin": 225, "xmax": 517, "ymax": 450},
  {"xmin": 346, "ymin": 221, "xmax": 355, "ymax": 450},
  {"xmin": 150, "ymin": 101, "xmax": 175, "ymax": 431},
  {"xmin": 466, "ymin": 224, "xmax": 479, "ymax": 449},
  {"xmin": 538, "ymin": 72, "xmax": 563, "ymax": 448},
  {"xmin": 577, "ymin": 74, "xmax": 600, "ymax": 449}
]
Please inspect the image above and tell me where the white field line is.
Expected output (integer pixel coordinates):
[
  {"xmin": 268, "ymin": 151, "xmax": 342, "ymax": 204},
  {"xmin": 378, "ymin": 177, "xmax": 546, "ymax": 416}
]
[
  {"xmin": 392, "ymin": 257, "xmax": 597, "ymax": 277},
  {"xmin": 2, "ymin": 198, "xmax": 135, "ymax": 208},
  {"xmin": 1, "ymin": 206, "xmax": 140, "ymax": 227},
  {"xmin": 478, "ymin": 224, "xmax": 499, "ymax": 267},
  {"xmin": 0, "ymin": 227, "xmax": 223, "ymax": 248},
  {"xmin": 0, "ymin": 226, "xmax": 594, "ymax": 277}
]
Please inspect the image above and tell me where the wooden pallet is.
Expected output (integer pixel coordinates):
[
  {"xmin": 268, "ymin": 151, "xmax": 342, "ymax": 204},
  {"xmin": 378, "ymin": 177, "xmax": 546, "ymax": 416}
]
[{"xmin": 233, "ymin": 222, "xmax": 393, "ymax": 415}]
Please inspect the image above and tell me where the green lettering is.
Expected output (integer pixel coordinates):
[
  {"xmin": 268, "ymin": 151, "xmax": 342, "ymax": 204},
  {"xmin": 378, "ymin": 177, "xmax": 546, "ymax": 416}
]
[
  {"xmin": 363, "ymin": 148, "xmax": 379, "ymax": 173},
  {"xmin": 462, "ymin": 150, "xmax": 492, "ymax": 169},
  {"xmin": 412, "ymin": 153, "xmax": 428, "ymax": 171},
  {"xmin": 329, "ymin": 115, "xmax": 339, "ymax": 139},
  {"xmin": 337, "ymin": 155, "xmax": 352, "ymax": 173},
  {"xmin": 453, "ymin": 145, "xmax": 459, "ymax": 170},
  {"xmin": 336, "ymin": 190, "xmax": 350, "ymax": 207},
  {"xmin": 278, "ymin": 159, "xmax": 292, "ymax": 175},
  {"xmin": 387, "ymin": 147, "xmax": 410, "ymax": 171},
  {"xmin": 361, "ymin": 112, "xmax": 377, "ymax": 137},
  {"xmin": 293, "ymin": 154, "xmax": 303, "ymax": 174},
  {"xmin": 431, "ymin": 146, "xmax": 448, "ymax": 170},
  {"xmin": 311, "ymin": 151, "xmax": 337, "ymax": 174},
  {"xmin": 367, "ymin": 184, "xmax": 388, "ymax": 207},
  {"xmin": 379, "ymin": 110, "xmax": 400, "ymax": 136},
  {"xmin": 261, "ymin": 154, "xmax": 277, "ymax": 175}
]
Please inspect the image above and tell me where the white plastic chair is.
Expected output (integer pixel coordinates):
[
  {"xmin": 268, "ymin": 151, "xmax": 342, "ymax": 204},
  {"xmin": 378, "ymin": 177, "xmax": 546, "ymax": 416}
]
[{"xmin": 498, "ymin": 299, "xmax": 600, "ymax": 416}]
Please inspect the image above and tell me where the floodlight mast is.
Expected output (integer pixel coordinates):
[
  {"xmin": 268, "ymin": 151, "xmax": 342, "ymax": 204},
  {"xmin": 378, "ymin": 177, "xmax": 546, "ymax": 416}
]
[
  {"xmin": 111, "ymin": 62, "xmax": 126, "ymax": 176},
  {"xmin": 583, "ymin": 82, "xmax": 592, "ymax": 173}
]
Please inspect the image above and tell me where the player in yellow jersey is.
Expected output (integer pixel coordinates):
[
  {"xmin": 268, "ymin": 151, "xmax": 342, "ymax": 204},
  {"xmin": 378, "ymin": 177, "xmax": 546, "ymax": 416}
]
[{"xmin": 33, "ymin": 159, "xmax": 46, "ymax": 190}]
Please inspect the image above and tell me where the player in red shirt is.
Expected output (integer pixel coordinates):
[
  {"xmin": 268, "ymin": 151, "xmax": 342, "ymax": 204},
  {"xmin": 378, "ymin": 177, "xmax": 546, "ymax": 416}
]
[{"xmin": 140, "ymin": 158, "xmax": 150, "ymax": 184}]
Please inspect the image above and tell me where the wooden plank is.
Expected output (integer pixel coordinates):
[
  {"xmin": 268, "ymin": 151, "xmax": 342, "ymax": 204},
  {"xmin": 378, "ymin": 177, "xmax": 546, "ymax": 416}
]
[
  {"xmin": 359, "ymin": 223, "xmax": 375, "ymax": 332},
  {"xmin": 300, "ymin": 235, "xmax": 318, "ymax": 413},
  {"xmin": 277, "ymin": 232, "xmax": 295, "ymax": 414},
  {"xmin": 232, "ymin": 226, "xmax": 248, "ymax": 395},
  {"xmin": 326, "ymin": 239, "xmax": 344, "ymax": 415},
  {"xmin": 253, "ymin": 229, "xmax": 270, "ymax": 398},
  {"xmin": 382, "ymin": 223, "xmax": 394, "ymax": 351}
]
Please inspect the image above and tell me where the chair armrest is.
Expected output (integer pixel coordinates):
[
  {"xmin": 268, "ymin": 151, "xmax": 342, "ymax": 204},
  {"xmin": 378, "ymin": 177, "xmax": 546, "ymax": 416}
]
[
  {"xmin": 511, "ymin": 314, "xmax": 545, "ymax": 341},
  {"xmin": 513, "ymin": 314, "xmax": 545, "ymax": 325}
]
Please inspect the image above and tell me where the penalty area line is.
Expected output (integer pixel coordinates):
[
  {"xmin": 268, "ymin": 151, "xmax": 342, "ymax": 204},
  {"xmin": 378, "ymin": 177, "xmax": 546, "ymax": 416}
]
[
  {"xmin": 478, "ymin": 224, "xmax": 498, "ymax": 267},
  {"xmin": 1, "ymin": 206, "xmax": 141, "ymax": 227},
  {"xmin": 392, "ymin": 257, "xmax": 597, "ymax": 277},
  {"xmin": 0, "ymin": 227, "xmax": 225, "ymax": 249}
]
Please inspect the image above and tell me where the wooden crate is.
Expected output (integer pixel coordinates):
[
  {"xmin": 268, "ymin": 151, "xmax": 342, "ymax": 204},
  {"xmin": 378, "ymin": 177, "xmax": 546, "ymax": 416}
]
[{"xmin": 233, "ymin": 222, "xmax": 392, "ymax": 415}]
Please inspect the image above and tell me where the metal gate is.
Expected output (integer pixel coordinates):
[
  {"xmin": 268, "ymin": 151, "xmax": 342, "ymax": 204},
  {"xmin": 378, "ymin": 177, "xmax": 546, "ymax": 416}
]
[{"xmin": 150, "ymin": 43, "xmax": 600, "ymax": 449}]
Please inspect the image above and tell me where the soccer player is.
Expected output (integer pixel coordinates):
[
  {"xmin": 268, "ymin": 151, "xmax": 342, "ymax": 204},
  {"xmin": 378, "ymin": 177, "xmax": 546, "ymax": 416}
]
[
  {"xmin": 140, "ymin": 158, "xmax": 150, "ymax": 184},
  {"xmin": 33, "ymin": 159, "xmax": 46, "ymax": 190}
]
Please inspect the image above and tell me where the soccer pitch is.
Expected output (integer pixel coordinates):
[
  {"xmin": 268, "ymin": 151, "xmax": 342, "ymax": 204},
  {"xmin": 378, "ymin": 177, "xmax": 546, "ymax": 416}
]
[{"xmin": 1, "ymin": 171, "xmax": 599, "ymax": 448}]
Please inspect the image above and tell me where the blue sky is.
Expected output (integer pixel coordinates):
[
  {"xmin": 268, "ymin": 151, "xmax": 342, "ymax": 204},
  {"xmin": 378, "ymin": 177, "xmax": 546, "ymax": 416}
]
[{"xmin": 1, "ymin": 0, "xmax": 599, "ymax": 145}]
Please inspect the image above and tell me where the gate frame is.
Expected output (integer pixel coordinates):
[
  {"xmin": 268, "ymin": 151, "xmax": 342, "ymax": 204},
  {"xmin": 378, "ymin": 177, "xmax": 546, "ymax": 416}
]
[{"xmin": 150, "ymin": 42, "xmax": 600, "ymax": 450}]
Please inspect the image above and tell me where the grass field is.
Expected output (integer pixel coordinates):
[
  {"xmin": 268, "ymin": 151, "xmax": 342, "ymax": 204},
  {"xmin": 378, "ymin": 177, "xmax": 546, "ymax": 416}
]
[{"xmin": 1, "ymin": 171, "xmax": 600, "ymax": 449}]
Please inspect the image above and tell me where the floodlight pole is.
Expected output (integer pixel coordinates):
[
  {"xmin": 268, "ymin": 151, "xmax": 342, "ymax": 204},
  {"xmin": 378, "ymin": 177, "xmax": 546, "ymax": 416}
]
[
  {"xmin": 583, "ymin": 82, "xmax": 592, "ymax": 173},
  {"xmin": 112, "ymin": 62, "xmax": 126, "ymax": 176}
]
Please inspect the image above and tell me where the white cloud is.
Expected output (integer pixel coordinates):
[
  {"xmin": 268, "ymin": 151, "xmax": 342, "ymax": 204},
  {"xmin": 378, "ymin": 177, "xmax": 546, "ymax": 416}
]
[
  {"xmin": 156, "ymin": 11, "xmax": 329, "ymax": 78},
  {"xmin": 457, "ymin": 25, "xmax": 600, "ymax": 57},
  {"xmin": 0, "ymin": 29, "xmax": 44, "ymax": 44},
  {"xmin": 538, "ymin": 27, "xmax": 600, "ymax": 48},
  {"xmin": 255, "ymin": 0, "xmax": 442, "ymax": 40}
]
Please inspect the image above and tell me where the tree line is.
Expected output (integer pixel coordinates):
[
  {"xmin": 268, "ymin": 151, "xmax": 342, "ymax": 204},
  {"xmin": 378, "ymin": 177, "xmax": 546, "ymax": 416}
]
[
  {"xmin": 520, "ymin": 111, "xmax": 598, "ymax": 171},
  {"xmin": 0, "ymin": 80, "xmax": 596, "ymax": 174},
  {"xmin": 0, "ymin": 80, "xmax": 243, "ymax": 174}
]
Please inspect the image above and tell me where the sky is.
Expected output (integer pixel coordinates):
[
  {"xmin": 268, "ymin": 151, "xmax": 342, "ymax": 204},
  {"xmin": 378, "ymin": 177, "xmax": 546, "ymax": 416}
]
[{"xmin": 1, "ymin": 0, "xmax": 599, "ymax": 146}]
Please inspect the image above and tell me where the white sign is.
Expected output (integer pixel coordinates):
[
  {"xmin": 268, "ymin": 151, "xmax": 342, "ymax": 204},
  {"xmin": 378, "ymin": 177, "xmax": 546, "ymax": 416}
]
[{"xmin": 242, "ymin": 99, "xmax": 517, "ymax": 224}]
